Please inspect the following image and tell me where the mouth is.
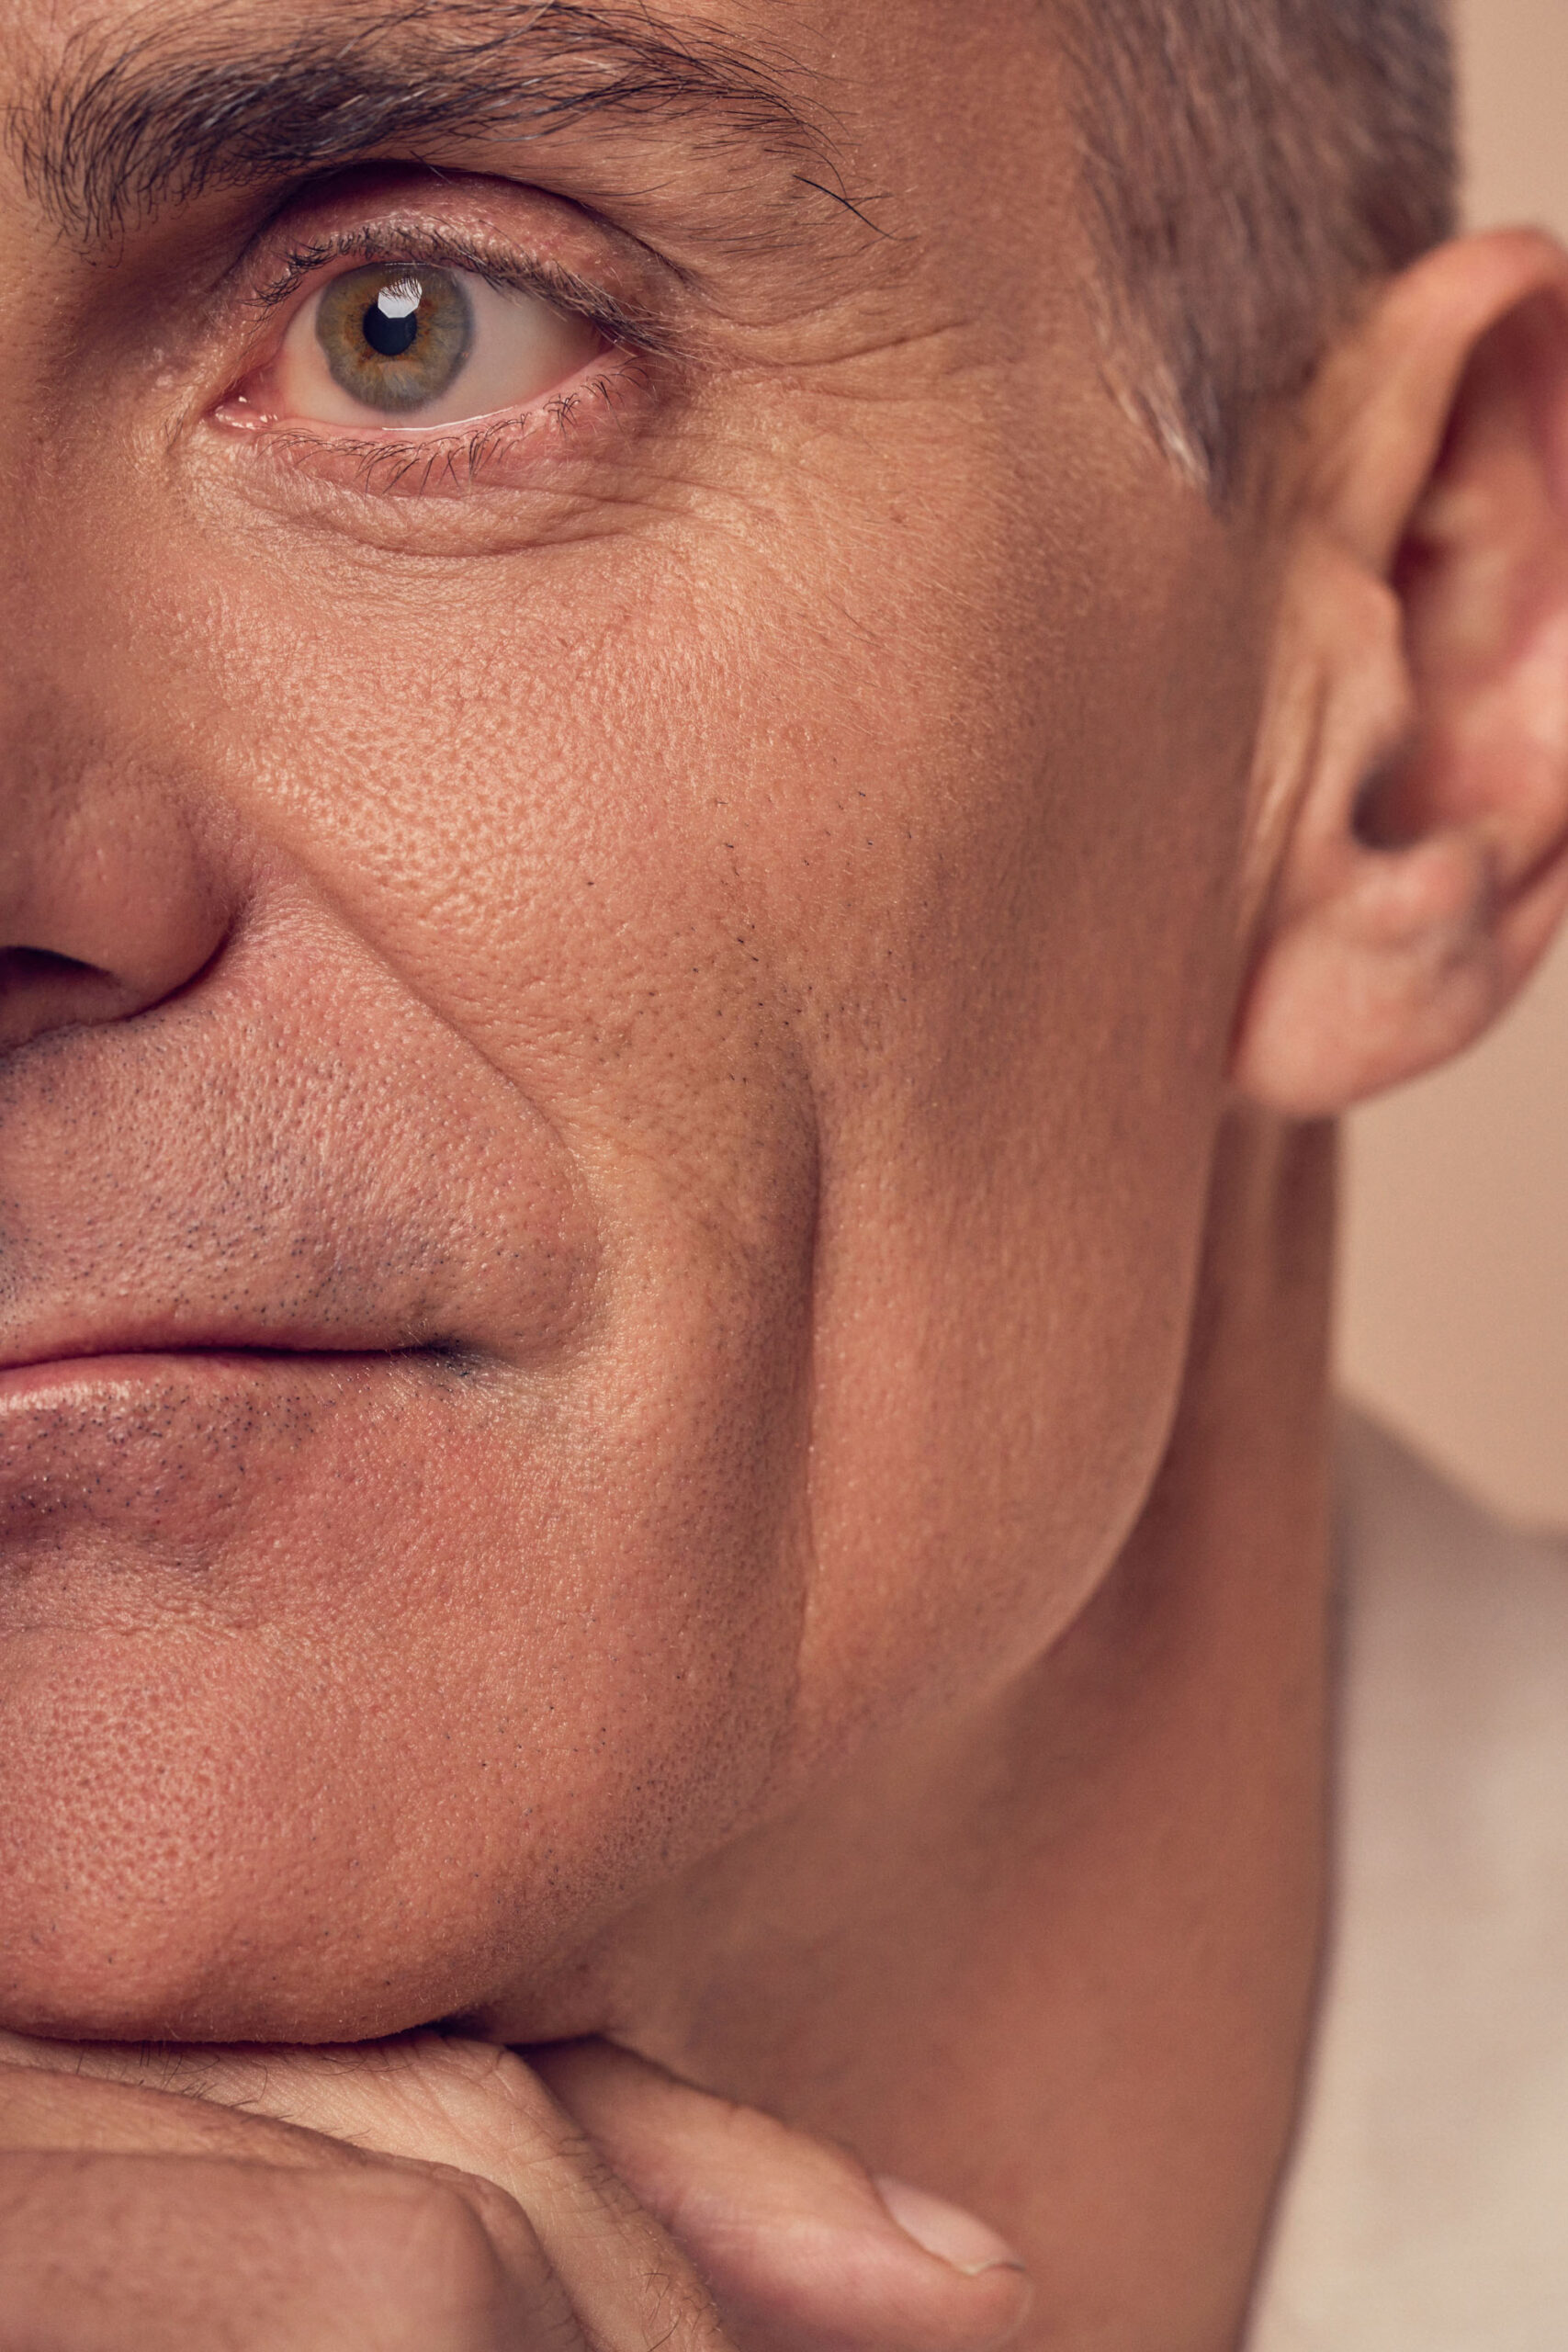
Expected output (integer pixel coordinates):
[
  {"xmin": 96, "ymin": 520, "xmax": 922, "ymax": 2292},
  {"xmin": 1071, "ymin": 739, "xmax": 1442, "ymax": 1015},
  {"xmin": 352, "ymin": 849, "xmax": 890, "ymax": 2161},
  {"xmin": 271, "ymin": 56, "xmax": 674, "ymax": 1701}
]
[{"xmin": 0, "ymin": 1336, "xmax": 474, "ymax": 1401}]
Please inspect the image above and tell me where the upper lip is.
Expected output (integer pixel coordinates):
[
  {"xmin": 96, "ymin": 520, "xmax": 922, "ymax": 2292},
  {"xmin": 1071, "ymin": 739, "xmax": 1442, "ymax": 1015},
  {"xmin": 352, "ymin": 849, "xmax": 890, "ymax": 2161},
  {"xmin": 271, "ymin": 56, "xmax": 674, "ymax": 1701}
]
[{"xmin": 0, "ymin": 915, "xmax": 591, "ymax": 1389}]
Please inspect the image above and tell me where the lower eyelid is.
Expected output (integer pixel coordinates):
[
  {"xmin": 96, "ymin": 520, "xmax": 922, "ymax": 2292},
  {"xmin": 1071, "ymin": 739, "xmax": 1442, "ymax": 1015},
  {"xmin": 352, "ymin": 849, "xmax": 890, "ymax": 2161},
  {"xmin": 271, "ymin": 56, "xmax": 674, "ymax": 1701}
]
[{"xmin": 212, "ymin": 351, "xmax": 658, "ymax": 500}]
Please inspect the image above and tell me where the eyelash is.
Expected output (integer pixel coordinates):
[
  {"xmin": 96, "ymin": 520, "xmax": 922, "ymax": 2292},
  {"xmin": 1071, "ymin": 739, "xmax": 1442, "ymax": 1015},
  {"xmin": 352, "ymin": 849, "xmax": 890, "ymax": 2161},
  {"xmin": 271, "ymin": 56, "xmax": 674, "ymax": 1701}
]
[{"xmin": 231, "ymin": 222, "xmax": 669, "ymax": 493}]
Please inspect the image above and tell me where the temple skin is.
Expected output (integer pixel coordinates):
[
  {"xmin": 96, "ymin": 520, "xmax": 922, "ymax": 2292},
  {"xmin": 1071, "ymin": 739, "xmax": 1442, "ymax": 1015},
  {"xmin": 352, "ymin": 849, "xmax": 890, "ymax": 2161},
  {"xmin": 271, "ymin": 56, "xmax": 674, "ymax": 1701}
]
[{"xmin": 2, "ymin": 1, "xmax": 1568, "ymax": 2346}]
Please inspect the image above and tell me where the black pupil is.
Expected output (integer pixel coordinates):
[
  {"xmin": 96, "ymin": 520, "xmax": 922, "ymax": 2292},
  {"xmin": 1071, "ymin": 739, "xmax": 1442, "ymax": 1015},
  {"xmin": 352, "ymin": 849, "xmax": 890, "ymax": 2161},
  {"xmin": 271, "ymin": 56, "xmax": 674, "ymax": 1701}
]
[{"xmin": 362, "ymin": 299, "xmax": 420, "ymax": 358}]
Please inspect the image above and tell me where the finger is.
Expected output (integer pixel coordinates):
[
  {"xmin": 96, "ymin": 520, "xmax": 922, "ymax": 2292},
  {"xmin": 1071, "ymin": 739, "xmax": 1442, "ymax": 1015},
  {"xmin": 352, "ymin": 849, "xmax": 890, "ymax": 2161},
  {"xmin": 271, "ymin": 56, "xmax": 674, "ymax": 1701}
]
[
  {"xmin": 10, "ymin": 2032, "xmax": 739, "ymax": 2352},
  {"xmin": 305, "ymin": 2037, "xmax": 737, "ymax": 2352},
  {"xmin": 534, "ymin": 2041, "xmax": 1032, "ymax": 2352},
  {"xmin": 0, "ymin": 2152, "xmax": 567, "ymax": 2352},
  {"xmin": 0, "ymin": 2046, "xmax": 577, "ymax": 2342}
]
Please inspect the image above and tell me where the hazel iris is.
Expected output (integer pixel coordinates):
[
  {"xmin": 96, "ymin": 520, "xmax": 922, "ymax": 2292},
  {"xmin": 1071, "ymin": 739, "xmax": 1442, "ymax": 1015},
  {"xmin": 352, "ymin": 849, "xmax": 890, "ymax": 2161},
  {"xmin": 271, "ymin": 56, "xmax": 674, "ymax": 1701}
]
[{"xmin": 315, "ymin": 266, "xmax": 475, "ymax": 413}]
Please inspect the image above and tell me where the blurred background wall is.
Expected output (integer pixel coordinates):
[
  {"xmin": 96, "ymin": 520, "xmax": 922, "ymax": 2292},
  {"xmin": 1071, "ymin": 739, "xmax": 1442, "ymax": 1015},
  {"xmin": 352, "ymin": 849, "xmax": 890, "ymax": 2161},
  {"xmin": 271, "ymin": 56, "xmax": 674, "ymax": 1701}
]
[{"xmin": 1337, "ymin": 0, "xmax": 1568, "ymax": 1523}]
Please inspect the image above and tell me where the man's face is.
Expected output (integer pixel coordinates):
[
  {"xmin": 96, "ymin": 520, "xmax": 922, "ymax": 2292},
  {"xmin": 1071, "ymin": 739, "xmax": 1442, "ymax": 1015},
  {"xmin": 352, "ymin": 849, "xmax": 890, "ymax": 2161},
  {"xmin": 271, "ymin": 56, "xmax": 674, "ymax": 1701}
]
[{"xmin": 1, "ymin": 0, "xmax": 1272, "ymax": 2039}]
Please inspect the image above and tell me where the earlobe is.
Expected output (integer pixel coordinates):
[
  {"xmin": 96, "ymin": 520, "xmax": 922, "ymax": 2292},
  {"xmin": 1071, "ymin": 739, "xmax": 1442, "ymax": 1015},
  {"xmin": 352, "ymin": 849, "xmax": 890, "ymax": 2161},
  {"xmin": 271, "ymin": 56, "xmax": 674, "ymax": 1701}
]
[{"xmin": 1232, "ymin": 232, "xmax": 1568, "ymax": 1118}]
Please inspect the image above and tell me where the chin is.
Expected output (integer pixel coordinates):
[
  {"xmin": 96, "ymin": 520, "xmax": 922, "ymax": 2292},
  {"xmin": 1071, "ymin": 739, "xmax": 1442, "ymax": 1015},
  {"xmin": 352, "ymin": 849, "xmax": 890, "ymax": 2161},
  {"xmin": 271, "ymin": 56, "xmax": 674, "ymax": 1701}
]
[
  {"xmin": 0, "ymin": 1582, "xmax": 795, "ymax": 2051},
  {"xmin": 0, "ymin": 1828, "xmax": 590, "ymax": 2049}
]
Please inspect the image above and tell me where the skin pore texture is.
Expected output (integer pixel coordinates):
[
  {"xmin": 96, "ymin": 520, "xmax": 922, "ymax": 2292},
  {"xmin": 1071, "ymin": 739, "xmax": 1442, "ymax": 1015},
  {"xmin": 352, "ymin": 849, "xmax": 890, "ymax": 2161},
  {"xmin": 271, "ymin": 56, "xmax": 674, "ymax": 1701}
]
[{"xmin": 4, "ymin": 1, "xmax": 1568, "ymax": 2347}]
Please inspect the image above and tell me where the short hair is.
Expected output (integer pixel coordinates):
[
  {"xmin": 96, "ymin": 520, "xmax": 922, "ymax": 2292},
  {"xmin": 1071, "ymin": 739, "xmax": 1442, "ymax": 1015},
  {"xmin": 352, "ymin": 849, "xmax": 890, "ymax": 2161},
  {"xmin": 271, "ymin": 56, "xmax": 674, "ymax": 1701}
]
[{"xmin": 1066, "ymin": 0, "xmax": 1460, "ymax": 500}]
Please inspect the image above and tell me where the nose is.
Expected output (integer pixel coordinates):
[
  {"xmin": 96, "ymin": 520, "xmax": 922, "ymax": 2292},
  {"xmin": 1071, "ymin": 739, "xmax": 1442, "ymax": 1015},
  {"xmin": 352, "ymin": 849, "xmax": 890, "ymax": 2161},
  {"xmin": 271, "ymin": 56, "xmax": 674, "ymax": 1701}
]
[{"xmin": 0, "ymin": 763, "xmax": 234, "ymax": 1054}]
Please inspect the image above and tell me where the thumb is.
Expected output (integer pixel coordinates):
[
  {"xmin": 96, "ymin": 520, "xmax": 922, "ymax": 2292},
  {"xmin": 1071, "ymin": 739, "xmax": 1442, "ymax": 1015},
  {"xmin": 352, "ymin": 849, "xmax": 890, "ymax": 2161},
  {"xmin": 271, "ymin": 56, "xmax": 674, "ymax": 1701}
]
[{"xmin": 532, "ymin": 2039, "xmax": 1032, "ymax": 2352}]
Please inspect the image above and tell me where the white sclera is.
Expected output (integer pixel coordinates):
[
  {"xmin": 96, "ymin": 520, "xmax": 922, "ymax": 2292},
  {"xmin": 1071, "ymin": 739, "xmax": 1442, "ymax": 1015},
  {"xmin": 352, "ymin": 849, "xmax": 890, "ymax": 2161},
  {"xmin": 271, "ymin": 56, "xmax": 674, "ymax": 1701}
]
[{"xmin": 270, "ymin": 267, "xmax": 604, "ymax": 429}]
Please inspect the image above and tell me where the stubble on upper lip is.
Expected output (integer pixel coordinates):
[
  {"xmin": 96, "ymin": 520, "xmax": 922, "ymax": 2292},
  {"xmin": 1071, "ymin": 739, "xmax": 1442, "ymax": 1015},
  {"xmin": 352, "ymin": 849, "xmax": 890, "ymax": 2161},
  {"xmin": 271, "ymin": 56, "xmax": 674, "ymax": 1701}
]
[
  {"xmin": 0, "ymin": 910, "xmax": 598, "ymax": 1583},
  {"xmin": 0, "ymin": 936, "xmax": 593, "ymax": 1383}
]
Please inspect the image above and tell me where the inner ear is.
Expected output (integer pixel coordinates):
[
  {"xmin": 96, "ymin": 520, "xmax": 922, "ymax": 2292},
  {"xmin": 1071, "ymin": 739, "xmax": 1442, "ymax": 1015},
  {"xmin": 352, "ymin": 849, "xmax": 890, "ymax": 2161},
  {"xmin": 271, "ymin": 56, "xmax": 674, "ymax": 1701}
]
[
  {"xmin": 1358, "ymin": 285, "xmax": 1568, "ymax": 860},
  {"xmin": 1351, "ymin": 752, "xmax": 1418, "ymax": 850}
]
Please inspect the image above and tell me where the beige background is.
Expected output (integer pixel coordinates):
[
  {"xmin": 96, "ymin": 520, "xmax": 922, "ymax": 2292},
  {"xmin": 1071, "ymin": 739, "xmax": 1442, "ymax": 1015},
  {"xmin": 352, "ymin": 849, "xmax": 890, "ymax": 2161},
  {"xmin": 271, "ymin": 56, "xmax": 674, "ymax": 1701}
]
[{"xmin": 1337, "ymin": 0, "xmax": 1568, "ymax": 1524}]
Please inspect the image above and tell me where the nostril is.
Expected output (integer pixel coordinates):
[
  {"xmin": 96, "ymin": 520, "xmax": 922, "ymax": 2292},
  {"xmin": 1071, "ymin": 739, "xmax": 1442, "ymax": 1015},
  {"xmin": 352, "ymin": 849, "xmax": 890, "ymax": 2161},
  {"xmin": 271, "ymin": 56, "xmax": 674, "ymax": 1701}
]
[
  {"xmin": 0, "ymin": 944, "xmax": 128, "ymax": 1051},
  {"xmin": 0, "ymin": 786, "xmax": 240, "ymax": 1048},
  {"xmin": 0, "ymin": 946, "xmax": 108, "ymax": 987}
]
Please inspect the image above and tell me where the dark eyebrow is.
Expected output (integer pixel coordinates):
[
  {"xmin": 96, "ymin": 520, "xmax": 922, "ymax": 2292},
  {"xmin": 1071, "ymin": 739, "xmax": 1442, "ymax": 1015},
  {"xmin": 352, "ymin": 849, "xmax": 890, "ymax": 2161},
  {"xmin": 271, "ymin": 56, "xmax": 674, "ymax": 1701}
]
[{"xmin": 10, "ymin": 0, "xmax": 833, "ymax": 243}]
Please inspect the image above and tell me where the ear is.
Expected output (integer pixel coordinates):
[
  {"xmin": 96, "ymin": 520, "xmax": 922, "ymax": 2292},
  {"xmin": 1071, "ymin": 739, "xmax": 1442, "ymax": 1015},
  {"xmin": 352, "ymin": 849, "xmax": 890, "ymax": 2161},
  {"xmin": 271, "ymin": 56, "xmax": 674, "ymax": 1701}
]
[{"xmin": 1231, "ymin": 231, "xmax": 1568, "ymax": 1116}]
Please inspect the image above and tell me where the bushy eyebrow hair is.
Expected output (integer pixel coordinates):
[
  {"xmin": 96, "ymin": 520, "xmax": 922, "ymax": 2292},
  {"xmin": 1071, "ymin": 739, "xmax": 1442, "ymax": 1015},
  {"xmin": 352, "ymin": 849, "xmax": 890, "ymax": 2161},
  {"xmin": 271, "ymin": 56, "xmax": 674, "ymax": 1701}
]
[{"xmin": 10, "ymin": 0, "xmax": 831, "ymax": 243}]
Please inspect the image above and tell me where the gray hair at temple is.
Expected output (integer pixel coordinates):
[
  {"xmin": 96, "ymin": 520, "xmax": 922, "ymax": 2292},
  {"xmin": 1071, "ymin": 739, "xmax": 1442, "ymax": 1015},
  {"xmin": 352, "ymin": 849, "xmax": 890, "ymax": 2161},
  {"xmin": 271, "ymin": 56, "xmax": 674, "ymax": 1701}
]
[{"xmin": 1068, "ymin": 0, "xmax": 1459, "ymax": 500}]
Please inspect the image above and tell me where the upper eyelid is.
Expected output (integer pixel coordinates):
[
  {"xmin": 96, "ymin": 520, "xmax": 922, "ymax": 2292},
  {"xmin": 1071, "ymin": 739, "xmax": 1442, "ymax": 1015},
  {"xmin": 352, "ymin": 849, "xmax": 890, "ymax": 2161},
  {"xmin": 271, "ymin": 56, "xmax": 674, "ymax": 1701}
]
[{"xmin": 244, "ymin": 221, "xmax": 680, "ymax": 361}]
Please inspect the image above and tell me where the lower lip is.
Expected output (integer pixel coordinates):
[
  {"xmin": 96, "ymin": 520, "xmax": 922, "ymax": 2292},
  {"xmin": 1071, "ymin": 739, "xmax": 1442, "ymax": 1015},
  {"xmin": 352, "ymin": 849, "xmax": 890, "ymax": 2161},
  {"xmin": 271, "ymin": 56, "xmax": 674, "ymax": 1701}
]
[{"xmin": 0, "ymin": 1345, "xmax": 489, "ymax": 1623}]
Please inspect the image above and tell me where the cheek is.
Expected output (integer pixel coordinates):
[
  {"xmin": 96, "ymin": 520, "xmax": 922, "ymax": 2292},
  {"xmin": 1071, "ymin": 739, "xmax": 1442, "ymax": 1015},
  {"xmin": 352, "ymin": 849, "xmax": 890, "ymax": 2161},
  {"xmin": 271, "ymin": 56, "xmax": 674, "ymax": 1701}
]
[
  {"xmin": 717, "ymin": 492, "xmax": 1261, "ymax": 1765},
  {"xmin": 788, "ymin": 834, "xmax": 1241, "ymax": 1762},
  {"xmin": 9, "ymin": 416, "xmax": 1258, "ymax": 2032}
]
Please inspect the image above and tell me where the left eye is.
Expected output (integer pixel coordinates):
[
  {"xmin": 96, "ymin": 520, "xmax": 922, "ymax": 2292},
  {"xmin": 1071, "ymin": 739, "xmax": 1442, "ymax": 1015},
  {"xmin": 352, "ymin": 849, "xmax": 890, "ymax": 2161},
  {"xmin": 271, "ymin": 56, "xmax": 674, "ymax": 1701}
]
[{"xmin": 255, "ymin": 262, "xmax": 604, "ymax": 428}]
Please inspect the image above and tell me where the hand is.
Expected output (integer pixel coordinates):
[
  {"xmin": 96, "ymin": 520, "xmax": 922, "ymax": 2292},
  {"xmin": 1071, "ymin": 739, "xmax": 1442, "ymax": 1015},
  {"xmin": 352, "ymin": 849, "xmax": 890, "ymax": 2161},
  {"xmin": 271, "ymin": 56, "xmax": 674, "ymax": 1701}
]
[{"xmin": 0, "ymin": 2028, "xmax": 1031, "ymax": 2350}]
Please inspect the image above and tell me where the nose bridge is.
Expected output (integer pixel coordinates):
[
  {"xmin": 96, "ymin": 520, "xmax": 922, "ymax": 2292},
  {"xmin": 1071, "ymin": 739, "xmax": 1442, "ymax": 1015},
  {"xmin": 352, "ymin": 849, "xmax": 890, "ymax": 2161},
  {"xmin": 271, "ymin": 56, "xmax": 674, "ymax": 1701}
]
[{"xmin": 0, "ymin": 153, "xmax": 242, "ymax": 1041}]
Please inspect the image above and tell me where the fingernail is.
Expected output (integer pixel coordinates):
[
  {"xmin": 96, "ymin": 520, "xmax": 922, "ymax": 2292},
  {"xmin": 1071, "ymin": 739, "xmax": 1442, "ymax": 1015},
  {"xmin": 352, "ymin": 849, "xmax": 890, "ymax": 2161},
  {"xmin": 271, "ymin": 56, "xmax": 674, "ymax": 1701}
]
[{"xmin": 874, "ymin": 2175, "xmax": 1027, "ymax": 2276}]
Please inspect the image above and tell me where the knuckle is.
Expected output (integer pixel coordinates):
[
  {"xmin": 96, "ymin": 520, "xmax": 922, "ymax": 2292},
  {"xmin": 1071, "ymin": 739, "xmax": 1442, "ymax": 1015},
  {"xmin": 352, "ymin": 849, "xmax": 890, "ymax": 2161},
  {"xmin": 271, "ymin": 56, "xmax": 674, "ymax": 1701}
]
[
  {"xmin": 340, "ymin": 2170, "xmax": 573, "ymax": 2349},
  {"xmin": 394, "ymin": 2164, "xmax": 536, "ymax": 2257},
  {"xmin": 379, "ymin": 2173, "xmax": 495, "ymax": 2266},
  {"xmin": 403, "ymin": 2158, "xmax": 554, "ymax": 2285},
  {"xmin": 338, "ymin": 2166, "xmax": 502, "ymax": 2274}
]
